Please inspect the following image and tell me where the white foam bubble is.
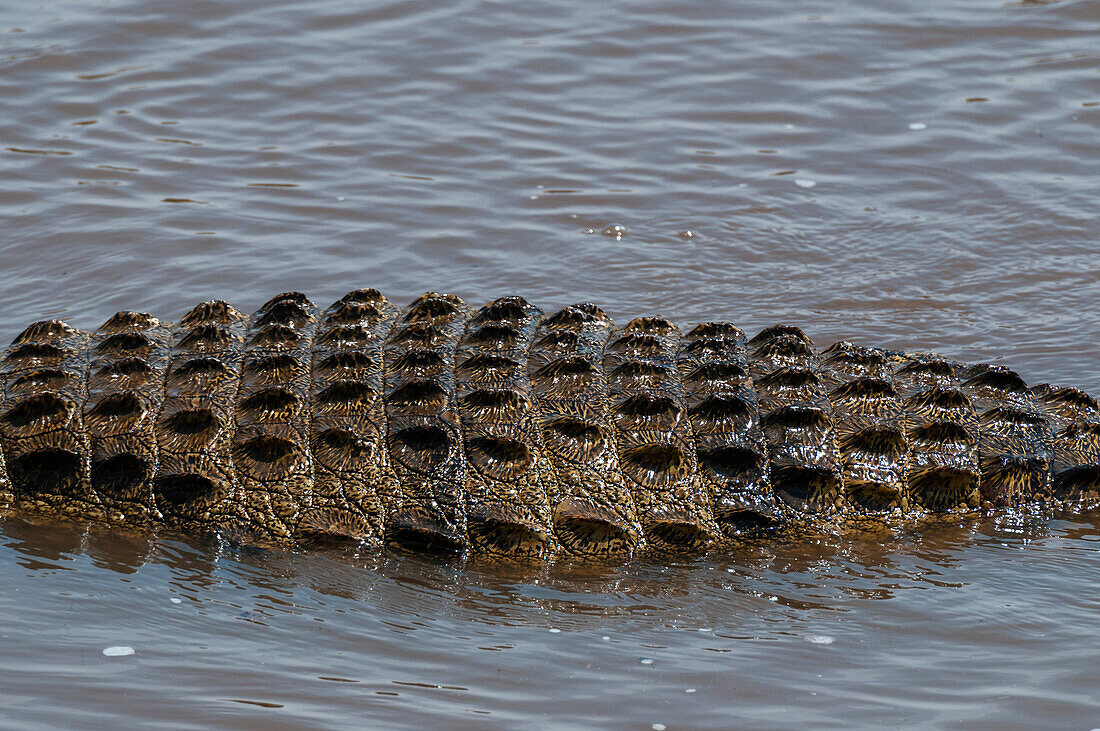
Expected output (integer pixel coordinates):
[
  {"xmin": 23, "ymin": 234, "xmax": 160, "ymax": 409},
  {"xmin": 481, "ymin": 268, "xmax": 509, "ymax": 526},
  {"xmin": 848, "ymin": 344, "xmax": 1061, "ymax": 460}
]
[
  {"xmin": 170, "ymin": 597, "xmax": 182, "ymax": 604},
  {"xmin": 548, "ymin": 628, "xmax": 561, "ymax": 634},
  {"xmin": 640, "ymin": 657, "xmax": 654, "ymax": 665},
  {"xmin": 806, "ymin": 634, "xmax": 835, "ymax": 645},
  {"xmin": 909, "ymin": 122, "xmax": 927, "ymax": 130},
  {"xmin": 795, "ymin": 179, "xmax": 817, "ymax": 188},
  {"xmin": 102, "ymin": 646, "xmax": 135, "ymax": 657}
]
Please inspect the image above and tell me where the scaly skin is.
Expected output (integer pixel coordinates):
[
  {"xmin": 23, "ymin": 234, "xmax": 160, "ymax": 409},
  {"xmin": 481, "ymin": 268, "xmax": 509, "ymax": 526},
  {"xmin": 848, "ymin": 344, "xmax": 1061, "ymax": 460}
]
[{"xmin": 1, "ymin": 290, "xmax": 1098, "ymax": 558}]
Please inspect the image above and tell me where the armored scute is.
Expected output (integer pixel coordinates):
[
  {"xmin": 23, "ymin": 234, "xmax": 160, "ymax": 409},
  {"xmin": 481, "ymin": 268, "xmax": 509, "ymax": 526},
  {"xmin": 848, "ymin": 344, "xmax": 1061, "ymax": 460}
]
[{"xmin": 1, "ymin": 290, "xmax": 1097, "ymax": 558}]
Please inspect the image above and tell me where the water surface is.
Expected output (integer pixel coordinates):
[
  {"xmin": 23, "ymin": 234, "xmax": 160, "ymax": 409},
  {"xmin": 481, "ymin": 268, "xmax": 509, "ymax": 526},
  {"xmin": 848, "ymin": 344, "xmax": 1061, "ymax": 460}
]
[{"xmin": 1, "ymin": 0, "xmax": 1098, "ymax": 726}]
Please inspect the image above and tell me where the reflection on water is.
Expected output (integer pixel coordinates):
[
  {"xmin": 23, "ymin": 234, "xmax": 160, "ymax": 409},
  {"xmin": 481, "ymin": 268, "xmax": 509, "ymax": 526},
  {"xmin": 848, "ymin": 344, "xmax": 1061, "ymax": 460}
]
[
  {"xmin": 2, "ymin": 511, "xmax": 1098, "ymax": 727},
  {"xmin": 2, "ymin": 0, "xmax": 1099, "ymax": 725}
]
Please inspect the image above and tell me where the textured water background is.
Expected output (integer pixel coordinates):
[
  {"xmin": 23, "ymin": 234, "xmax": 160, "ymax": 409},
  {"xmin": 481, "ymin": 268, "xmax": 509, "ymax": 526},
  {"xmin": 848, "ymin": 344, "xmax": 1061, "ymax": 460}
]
[{"xmin": 1, "ymin": 0, "xmax": 1098, "ymax": 727}]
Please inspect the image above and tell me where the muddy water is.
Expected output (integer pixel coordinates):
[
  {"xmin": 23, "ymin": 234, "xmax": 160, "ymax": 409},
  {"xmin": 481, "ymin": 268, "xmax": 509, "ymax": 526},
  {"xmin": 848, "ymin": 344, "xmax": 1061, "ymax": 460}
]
[{"xmin": 1, "ymin": 0, "xmax": 1098, "ymax": 726}]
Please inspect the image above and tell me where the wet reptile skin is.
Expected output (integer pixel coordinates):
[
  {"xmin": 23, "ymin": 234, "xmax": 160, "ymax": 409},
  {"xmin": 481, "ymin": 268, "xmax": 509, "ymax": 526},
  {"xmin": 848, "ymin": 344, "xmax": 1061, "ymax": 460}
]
[{"xmin": 1, "ymin": 290, "xmax": 1097, "ymax": 557}]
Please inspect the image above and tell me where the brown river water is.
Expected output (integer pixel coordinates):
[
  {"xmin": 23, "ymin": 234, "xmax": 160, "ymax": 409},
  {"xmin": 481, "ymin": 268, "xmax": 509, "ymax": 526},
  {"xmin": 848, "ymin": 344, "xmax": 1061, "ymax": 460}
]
[{"xmin": 2, "ymin": 0, "xmax": 1098, "ymax": 727}]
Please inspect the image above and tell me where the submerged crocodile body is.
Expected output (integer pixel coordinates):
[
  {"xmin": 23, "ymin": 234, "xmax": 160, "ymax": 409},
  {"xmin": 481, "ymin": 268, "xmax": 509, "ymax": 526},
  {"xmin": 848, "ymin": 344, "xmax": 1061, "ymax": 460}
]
[{"xmin": 1, "ymin": 290, "xmax": 1097, "ymax": 558}]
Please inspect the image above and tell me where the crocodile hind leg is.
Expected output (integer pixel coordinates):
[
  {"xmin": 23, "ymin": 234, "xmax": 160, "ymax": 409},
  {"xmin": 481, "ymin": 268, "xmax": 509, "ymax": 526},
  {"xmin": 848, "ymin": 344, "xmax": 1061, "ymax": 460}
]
[
  {"xmin": 153, "ymin": 300, "xmax": 247, "ymax": 534},
  {"xmin": 84, "ymin": 311, "xmax": 171, "ymax": 523},
  {"xmin": 0, "ymin": 320, "xmax": 92, "ymax": 517},
  {"xmin": 232, "ymin": 293, "xmax": 319, "ymax": 543},
  {"xmin": 383, "ymin": 293, "xmax": 470, "ymax": 553},
  {"xmin": 606, "ymin": 317, "xmax": 718, "ymax": 551},
  {"xmin": 530, "ymin": 304, "xmax": 642, "ymax": 556},
  {"xmin": 457, "ymin": 297, "xmax": 556, "ymax": 559},
  {"xmin": 305, "ymin": 289, "xmax": 399, "ymax": 546},
  {"xmin": 747, "ymin": 326, "xmax": 843, "ymax": 516}
]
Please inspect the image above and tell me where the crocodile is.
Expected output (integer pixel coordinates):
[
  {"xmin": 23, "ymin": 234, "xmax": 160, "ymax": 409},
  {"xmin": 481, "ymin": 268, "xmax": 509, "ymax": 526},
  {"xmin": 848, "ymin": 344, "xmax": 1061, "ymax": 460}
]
[{"xmin": 1, "ymin": 290, "xmax": 1097, "ymax": 558}]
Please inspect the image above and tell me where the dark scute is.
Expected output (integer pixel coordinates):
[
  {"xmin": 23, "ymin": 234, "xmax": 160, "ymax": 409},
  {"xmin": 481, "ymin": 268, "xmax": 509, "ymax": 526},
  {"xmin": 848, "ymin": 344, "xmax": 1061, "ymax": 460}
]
[
  {"xmin": 465, "ymin": 323, "xmax": 519, "ymax": 346},
  {"xmin": 830, "ymin": 377, "xmax": 897, "ymax": 400},
  {"xmin": 686, "ymin": 322, "xmax": 743, "ymax": 340},
  {"xmin": 909, "ymin": 467, "xmax": 978, "ymax": 511},
  {"xmin": 87, "ymin": 392, "xmax": 147, "ymax": 419},
  {"xmin": 324, "ymin": 300, "xmax": 384, "ymax": 325},
  {"xmin": 385, "ymin": 509, "xmax": 465, "ymax": 554},
  {"xmin": 533, "ymin": 356, "xmax": 597, "ymax": 379},
  {"xmin": 101, "ymin": 311, "xmax": 158, "ymax": 332},
  {"xmin": 609, "ymin": 332, "xmax": 662, "ymax": 354},
  {"xmin": 9, "ymin": 449, "xmax": 84, "ymax": 496},
  {"xmin": 386, "ymin": 380, "xmax": 447, "ymax": 410},
  {"xmin": 466, "ymin": 435, "xmax": 534, "ymax": 479},
  {"xmin": 240, "ymin": 386, "xmax": 300, "ymax": 414},
  {"xmin": 180, "ymin": 300, "xmax": 239, "ymax": 327},
  {"xmin": 95, "ymin": 331, "xmax": 152, "ymax": 354},
  {"xmin": 177, "ymin": 323, "xmax": 232, "ymax": 349},
  {"xmin": 758, "ymin": 367, "xmax": 820, "ymax": 388},
  {"xmin": 318, "ymin": 324, "xmax": 372, "ymax": 346},
  {"xmin": 472, "ymin": 297, "xmax": 532, "ymax": 325},
  {"xmin": 689, "ymin": 394, "xmax": 750, "ymax": 421},
  {"xmin": 403, "ymin": 294, "xmax": 462, "ymax": 321},
  {"xmin": 749, "ymin": 324, "xmax": 810, "ymax": 346},
  {"xmin": 172, "ymin": 357, "xmax": 231, "ymax": 378},
  {"xmin": 389, "ymin": 322, "xmax": 445, "ymax": 347},
  {"xmin": 771, "ymin": 464, "xmax": 840, "ymax": 513},
  {"xmin": 6, "ymin": 342, "xmax": 65, "ymax": 361},
  {"xmin": 683, "ymin": 361, "xmax": 747, "ymax": 384},
  {"xmin": 752, "ymin": 335, "xmax": 813, "ymax": 359},
  {"xmin": 317, "ymin": 351, "xmax": 376, "ymax": 373},
  {"xmin": 616, "ymin": 393, "xmax": 679, "ymax": 417},
  {"xmin": 96, "ymin": 358, "xmax": 153, "ymax": 378},
  {"xmin": 698, "ymin": 445, "xmax": 763, "ymax": 481},
  {"xmin": 93, "ymin": 453, "xmax": 149, "ymax": 496},
  {"xmin": 3, "ymin": 393, "xmax": 70, "ymax": 428},
  {"xmin": 245, "ymin": 353, "xmax": 300, "ymax": 377},
  {"xmin": 388, "ymin": 424, "xmax": 454, "ymax": 473},
  {"xmin": 543, "ymin": 306, "xmax": 598, "ymax": 328},
  {"xmin": 257, "ymin": 298, "xmax": 311, "ymax": 327},
  {"xmin": 389, "ymin": 425, "xmax": 453, "ymax": 456},
  {"xmin": 163, "ymin": 408, "xmax": 222, "ymax": 435},
  {"xmin": 841, "ymin": 425, "xmax": 907, "ymax": 456},
  {"xmin": 317, "ymin": 380, "xmax": 377, "ymax": 406},
  {"xmin": 904, "ymin": 386, "xmax": 972, "ymax": 411},
  {"xmin": 1034, "ymin": 385, "xmax": 1099, "ymax": 411},
  {"xmin": 898, "ymin": 359, "xmax": 955, "ymax": 377},
  {"xmin": 461, "ymin": 388, "xmax": 528, "ymax": 414},
  {"xmin": 155, "ymin": 473, "xmax": 220, "ymax": 508},
  {"xmin": 909, "ymin": 420, "xmax": 976, "ymax": 446},
  {"xmin": 624, "ymin": 316, "xmax": 677, "ymax": 336},
  {"xmin": 979, "ymin": 406, "xmax": 1047, "ymax": 428},
  {"xmin": 622, "ymin": 443, "xmax": 690, "ymax": 478},
  {"xmin": 240, "ymin": 435, "xmax": 298, "ymax": 463},
  {"xmin": 761, "ymin": 405, "xmax": 829, "ymax": 430},
  {"xmin": 334, "ymin": 288, "xmax": 385, "ymax": 307},
  {"xmin": 11, "ymin": 368, "xmax": 72, "ymax": 390},
  {"xmin": 683, "ymin": 336, "xmax": 739, "ymax": 355},
  {"xmin": 1054, "ymin": 464, "xmax": 1100, "ymax": 494},
  {"xmin": 247, "ymin": 324, "xmax": 299, "ymax": 348},
  {"xmin": 457, "ymin": 353, "xmax": 517, "ymax": 373},
  {"xmin": 13, "ymin": 320, "xmax": 77, "ymax": 344},
  {"xmin": 534, "ymin": 330, "xmax": 579, "ymax": 349},
  {"xmin": 391, "ymin": 349, "xmax": 446, "ymax": 372},
  {"xmin": 546, "ymin": 416, "xmax": 603, "ymax": 442},
  {"xmin": 823, "ymin": 345, "xmax": 887, "ymax": 369},
  {"xmin": 610, "ymin": 361, "xmax": 672, "ymax": 379},
  {"xmin": 964, "ymin": 367, "xmax": 1028, "ymax": 394}
]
